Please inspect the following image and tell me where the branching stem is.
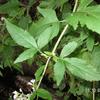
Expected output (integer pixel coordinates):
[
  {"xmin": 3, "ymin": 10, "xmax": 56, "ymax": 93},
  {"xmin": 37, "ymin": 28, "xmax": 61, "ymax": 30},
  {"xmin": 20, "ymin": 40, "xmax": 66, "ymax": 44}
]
[{"xmin": 36, "ymin": 0, "xmax": 79, "ymax": 90}]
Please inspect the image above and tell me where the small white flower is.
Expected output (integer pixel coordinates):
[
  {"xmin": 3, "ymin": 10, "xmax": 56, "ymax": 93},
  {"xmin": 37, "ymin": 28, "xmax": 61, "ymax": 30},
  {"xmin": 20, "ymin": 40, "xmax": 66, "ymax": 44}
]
[
  {"xmin": 13, "ymin": 91, "xmax": 19, "ymax": 99},
  {"xmin": 19, "ymin": 88, "xmax": 23, "ymax": 93},
  {"xmin": 13, "ymin": 94, "xmax": 17, "ymax": 99},
  {"xmin": 27, "ymin": 82, "xmax": 33, "ymax": 86},
  {"xmin": 30, "ymin": 79, "xmax": 35, "ymax": 84},
  {"xmin": 13, "ymin": 91, "xmax": 18, "ymax": 94}
]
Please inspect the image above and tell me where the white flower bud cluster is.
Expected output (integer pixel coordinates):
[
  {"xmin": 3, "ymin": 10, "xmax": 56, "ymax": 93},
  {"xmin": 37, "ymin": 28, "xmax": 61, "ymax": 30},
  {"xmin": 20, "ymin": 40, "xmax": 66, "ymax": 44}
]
[{"xmin": 13, "ymin": 79, "xmax": 36, "ymax": 100}]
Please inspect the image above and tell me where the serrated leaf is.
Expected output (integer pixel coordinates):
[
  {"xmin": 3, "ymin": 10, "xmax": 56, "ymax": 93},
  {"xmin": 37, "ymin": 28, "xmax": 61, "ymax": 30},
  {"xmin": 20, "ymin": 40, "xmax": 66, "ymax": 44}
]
[
  {"xmin": 67, "ymin": 5, "xmax": 100, "ymax": 34},
  {"xmin": 64, "ymin": 58, "xmax": 100, "ymax": 81},
  {"xmin": 54, "ymin": 60, "xmax": 65, "ymax": 86},
  {"xmin": 86, "ymin": 33, "xmax": 94, "ymax": 51},
  {"xmin": 14, "ymin": 48, "xmax": 37, "ymax": 63},
  {"xmin": 5, "ymin": 19, "xmax": 38, "ymax": 49},
  {"xmin": 60, "ymin": 41, "xmax": 78, "ymax": 58},
  {"xmin": 37, "ymin": 88, "xmax": 52, "ymax": 100}
]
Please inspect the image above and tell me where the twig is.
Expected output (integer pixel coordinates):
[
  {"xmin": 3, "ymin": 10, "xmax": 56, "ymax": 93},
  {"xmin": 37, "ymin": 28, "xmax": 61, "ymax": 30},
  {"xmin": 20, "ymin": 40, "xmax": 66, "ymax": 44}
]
[
  {"xmin": 36, "ymin": 57, "xmax": 51, "ymax": 90},
  {"xmin": 73, "ymin": 0, "xmax": 78, "ymax": 13},
  {"xmin": 52, "ymin": 24, "xmax": 68, "ymax": 55}
]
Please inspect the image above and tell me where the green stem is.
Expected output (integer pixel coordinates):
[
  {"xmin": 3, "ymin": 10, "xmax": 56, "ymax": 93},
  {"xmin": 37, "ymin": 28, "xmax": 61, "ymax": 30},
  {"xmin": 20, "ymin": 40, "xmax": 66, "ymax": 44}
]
[
  {"xmin": 52, "ymin": 24, "xmax": 68, "ymax": 55},
  {"xmin": 93, "ymin": 81, "xmax": 96, "ymax": 100},
  {"xmin": 73, "ymin": 0, "xmax": 79, "ymax": 13},
  {"xmin": 36, "ymin": 0, "xmax": 79, "ymax": 90},
  {"xmin": 36, "ymin": 57, "xmax": 51, "ymax": 90}
]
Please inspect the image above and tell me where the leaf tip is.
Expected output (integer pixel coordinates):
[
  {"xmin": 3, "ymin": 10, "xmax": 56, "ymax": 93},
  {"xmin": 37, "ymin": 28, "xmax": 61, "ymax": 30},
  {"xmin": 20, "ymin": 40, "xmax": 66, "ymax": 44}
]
[{"xmin": 14, "ymin": 59, "xmax": 19, "ymax": 64}]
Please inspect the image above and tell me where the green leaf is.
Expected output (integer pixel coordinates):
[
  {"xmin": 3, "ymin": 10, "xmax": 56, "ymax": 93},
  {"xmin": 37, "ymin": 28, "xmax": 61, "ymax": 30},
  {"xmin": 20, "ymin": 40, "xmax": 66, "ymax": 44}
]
[
  {"xmin": 92, "ymin": 46, "xmax": 100, "ymax": 70},
  {"xmin": 29, "ymin": 8, "xmax": 59, "ymax": 49},
  {"xmin": 64, "ymin": 58, "xmax": 100, "ymax": 81},
  {"xmin": 5, "ymin": 19, "xmax": 38, "ymax": 49},
  {"xmin": 80, "ymin": 31, "xmax": 88, "ymax": 41},
  {"xmin": 14, "ymin": 48, "xmax": 37, "ymax": 63},
  {"xmin": 37, "ymin": 23, "xmax": 59, "ymax": 49},
  {"xmin": 54, "ymin": 60, "xmax": 65, "ymax": 86},
  {"xmin": 60, "ymin": 41, "xmax": 78, "ymax": 58},
  {"xmin": 39, "ymin": 0, "xmax": 68, "ymax": 9},
  {"xmin": 78, "ymin": 0, "xmax": 93, "ymax": 10},
  {"xmin": 67, "ymin": 5, "xmax": 100, "ymax": 34},
  {"xmin": 37, "ymin": 88, "xmax": 52, "ymax": 100},
  {"xmin": 35, "ymin": 66, "xmax": 44, "ymax": 81},
  {"xmin": 29, "ymin": 18, "xmax": 56, "ymax": 39},
  {"xmin": 30, "ymin": 92, "xmax": 37, "ymax": 100},
  {"xmin": 81, "ymin": 51, "xmax": 92, "ymax": 64},
  {"xmin": 2, "ymin": 46, "xmax": 14, "ymax": 67},
  {"xmin": 37, "ymin": 7, "xmax": 58, "ymax": 23},
  {"xmin": 0, "ymin": 0, "xmax": 19, "ymax": 14},
  {"xmin": 86, "ymin": 33, "xmax": 94, "ymax": 51},
  {"xmin": 58, "ymin": 0, "xmax": 68, "ymax": 7},
  {"xmin": 18, "ymin": 16, "xmax": 31, "ymax": 29},
  {"xmin": 29, "ymin": 18, "xmax": 50, "ymax": 38}
]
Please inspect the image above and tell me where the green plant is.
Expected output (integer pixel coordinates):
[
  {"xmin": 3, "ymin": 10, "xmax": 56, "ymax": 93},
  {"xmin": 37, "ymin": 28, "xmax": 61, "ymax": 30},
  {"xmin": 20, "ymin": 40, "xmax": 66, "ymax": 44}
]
[{"xmin": 1, "ymin": 0, "xmax": 100, "ymax": 99}]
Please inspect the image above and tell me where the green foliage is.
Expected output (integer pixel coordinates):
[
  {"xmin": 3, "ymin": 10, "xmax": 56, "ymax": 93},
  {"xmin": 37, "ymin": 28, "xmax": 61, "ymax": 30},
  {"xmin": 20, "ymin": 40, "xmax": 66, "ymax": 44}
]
[
  {"xmin": 67, "ymin": 4, "xmax": 100, "ymax": 34},
  {"xmin": 39, "ymin": 0, "xmax": 68, "ymax": 9},
  {"xmin": 54, "ymin": 59, "xmax": 65, "ymax": 86},
  {"xmin": 14, "ymin": 48, "xmax": 37, "ymax": 63},
  {"xmin": 86, "ymin": 33, "xmax": 94, "ymax": 51},
  {"xmin": 35, "ymin": 66, "xmax": 44, "ymax": 81},
  {"xmin": 30, "ymin": 7, "xmax": 59, "ymax": 49},
  {"xmin": 92, "ymin": 46, "xmax": 100, "ymax": 69},
  {"xmin": 5, "ymin": 19, "xmax": 38, "ymax": 49},
  {"xmin": 1, "ymin": 0, "xmax": 100, "ymax": 99},
  {"xmin": 4, "ymin": 19, "xmax": 39, "ymax": 63},
  {"xmin": 0, "ymin": 0, "xmax": 20, "ymax": 14},
  {"xmin": 78, "ymin": 0, "xmax": 93, "ymax": 10},
  {"xmin": 64, "ymin": 57, "xmax": 100, "ymax": 81},
  {"xmin": 37, "ymin": 88, "xmax": 52, "ymax": 100},
  {"xmin": 60, "ymin": 41, "xmax": 78, "ymax": 58}
]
